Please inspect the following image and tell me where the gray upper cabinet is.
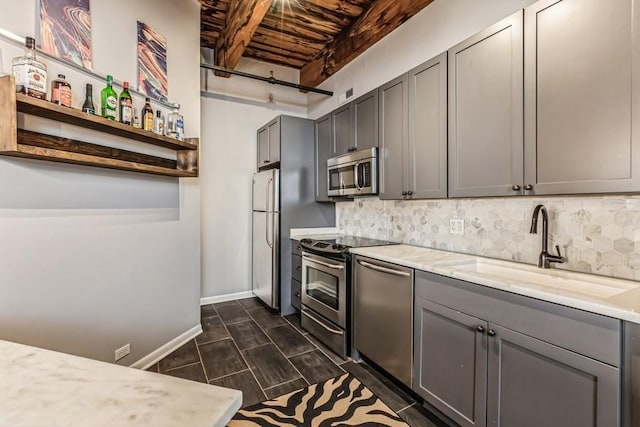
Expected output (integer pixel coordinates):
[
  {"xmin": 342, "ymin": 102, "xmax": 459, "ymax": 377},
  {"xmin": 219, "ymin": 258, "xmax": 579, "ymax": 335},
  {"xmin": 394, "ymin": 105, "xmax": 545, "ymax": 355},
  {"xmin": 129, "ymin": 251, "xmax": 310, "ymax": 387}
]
[
  {"xmin": 332, "ymin": 103, "xmax": 353, "ymax": 157},
  {"xmin": 448, "ymin": 11, "xmax": 524, "ymax": 198},
  {"xmin": 256, "ymin": 117, "xmax": 280, "ymax": 169},
  {"xmin": 414, "ymin": 297, "xmax": 487, "ymax": 427},
  {"xmin": 353, "ymin": 90, "xmax": 379, "ymax": 152},
  {"xmin": 487, "ymin": 323, "xmax": 619, "ymax": 427},
  {"xmin": 257, "ymin": 127, "xmax": 269, "ymax": 168},
  {"xmin": 315, "ymin": 114, "xmax": 333, "ymax": 202},
  {"xmin": 524, "ymin": 0, "xmax": 640, "ymax": 195},
  {"xmin": 379, "ymin": 74, "xmax": 408, "ymax": 199},
  {"xmin": 408, "ymin": 52, "xmax": 448, "ymax": 199}
]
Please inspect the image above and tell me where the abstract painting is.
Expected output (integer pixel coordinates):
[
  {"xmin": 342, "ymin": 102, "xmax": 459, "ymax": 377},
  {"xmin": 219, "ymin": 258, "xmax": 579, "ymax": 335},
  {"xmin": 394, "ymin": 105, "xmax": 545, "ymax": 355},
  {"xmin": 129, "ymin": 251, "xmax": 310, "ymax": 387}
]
[
  {"xmin": 137, "ymin": 21, "xmax": 168, "ymax": 102},
  {"xmin": 39, "ymin": 0, "xmax": 92, "ymax": 68}
]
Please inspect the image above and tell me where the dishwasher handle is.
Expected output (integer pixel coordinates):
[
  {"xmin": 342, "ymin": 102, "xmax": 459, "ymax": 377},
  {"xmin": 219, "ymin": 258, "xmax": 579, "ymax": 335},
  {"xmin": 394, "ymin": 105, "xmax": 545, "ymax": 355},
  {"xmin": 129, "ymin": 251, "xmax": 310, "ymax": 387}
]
[{"xmin": 358, "ymin": 260, "xmax": 410, "ymax": 277}]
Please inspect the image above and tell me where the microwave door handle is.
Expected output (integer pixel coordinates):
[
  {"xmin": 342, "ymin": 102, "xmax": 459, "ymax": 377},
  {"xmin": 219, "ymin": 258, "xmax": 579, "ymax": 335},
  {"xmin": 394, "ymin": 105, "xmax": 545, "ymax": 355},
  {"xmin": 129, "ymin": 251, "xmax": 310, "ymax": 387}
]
[{"xmin": 354, "ymin": 162, "xmax": 362, "ymax": 190}]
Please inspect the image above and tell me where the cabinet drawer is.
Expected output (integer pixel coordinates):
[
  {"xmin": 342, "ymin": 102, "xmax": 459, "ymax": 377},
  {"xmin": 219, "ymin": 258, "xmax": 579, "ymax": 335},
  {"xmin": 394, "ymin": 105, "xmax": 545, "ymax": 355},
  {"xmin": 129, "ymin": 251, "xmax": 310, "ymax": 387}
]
[
  {"xmin": 292, "ymin": 240, "xmax": 303, "ymax": 256},
  {"xmin": 415, "ymin": 270, "xmax": 621, "ymax": 367},
  {"xmin": 292, "ymin": 254, "xmax": 302, "ymax": 282},
  {"xmin": 291, "ymin": 278, "xmax": 301, "ymax": 310}
]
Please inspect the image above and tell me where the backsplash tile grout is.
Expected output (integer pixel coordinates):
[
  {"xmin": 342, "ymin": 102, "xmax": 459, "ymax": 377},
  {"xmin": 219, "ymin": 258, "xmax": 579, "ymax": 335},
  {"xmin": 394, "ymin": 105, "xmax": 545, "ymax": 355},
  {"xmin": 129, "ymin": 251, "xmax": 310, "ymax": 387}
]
[{"xmin": 336, "ymin": 196, "xmax": 640, "ymax": 281}]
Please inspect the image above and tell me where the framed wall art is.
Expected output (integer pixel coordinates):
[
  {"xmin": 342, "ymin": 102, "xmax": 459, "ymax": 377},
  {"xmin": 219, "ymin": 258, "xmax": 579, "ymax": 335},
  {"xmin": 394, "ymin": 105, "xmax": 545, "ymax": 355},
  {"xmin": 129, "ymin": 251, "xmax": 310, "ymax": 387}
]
[
  {"xmin": 38, "ymin": 0, "xmax": 92, "ymax": 68},
  {"xmin": 137, "ymin": 21, "xmax": 168, "ymax": 102}
]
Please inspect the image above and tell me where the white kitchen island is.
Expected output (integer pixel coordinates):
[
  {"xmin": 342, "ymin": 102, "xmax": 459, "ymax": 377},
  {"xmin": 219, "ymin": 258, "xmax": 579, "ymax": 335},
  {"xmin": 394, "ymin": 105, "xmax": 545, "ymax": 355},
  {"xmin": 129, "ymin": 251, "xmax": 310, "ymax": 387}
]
[{"xmin": 0, "ymin": 339, "xmax": 242, "ymax": 427}]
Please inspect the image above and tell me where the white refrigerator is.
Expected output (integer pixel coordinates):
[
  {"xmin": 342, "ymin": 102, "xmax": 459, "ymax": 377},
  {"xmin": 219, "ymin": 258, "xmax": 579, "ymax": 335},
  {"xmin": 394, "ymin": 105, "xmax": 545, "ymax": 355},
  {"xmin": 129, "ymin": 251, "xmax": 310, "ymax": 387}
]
[{"xmin": 252, "ymin": 169, "xmax": 280, "ymax": 309}]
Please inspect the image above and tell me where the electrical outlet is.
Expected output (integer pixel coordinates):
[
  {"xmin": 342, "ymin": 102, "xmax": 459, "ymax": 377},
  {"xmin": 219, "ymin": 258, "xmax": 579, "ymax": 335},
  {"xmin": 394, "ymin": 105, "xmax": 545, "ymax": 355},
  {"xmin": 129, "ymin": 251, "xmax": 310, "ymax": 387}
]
[
  {"xmin": 449, "ymin": 218, "xmax": 465, "ymax": 235},
  {"xmin": 115, "ymin": 343, "xmax": 130, "ymax": 361}
]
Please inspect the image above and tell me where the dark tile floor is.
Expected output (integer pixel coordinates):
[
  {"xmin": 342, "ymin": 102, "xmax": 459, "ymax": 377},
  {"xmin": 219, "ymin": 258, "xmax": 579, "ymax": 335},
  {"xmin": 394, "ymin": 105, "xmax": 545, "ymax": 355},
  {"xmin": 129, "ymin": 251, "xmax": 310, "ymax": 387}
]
[{"xmin": 147, "ymin": 297, "xmax": 449, "ymax": 427}]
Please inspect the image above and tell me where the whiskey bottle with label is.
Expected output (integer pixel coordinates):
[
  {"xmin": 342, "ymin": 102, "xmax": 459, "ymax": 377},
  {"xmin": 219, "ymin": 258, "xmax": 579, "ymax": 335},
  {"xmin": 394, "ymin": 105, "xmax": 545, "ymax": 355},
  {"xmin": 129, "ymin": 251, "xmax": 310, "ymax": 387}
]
[
  {"xmin": 119, "ymin": 81, "xmax": 132, "ymax": 125},
  {"xmin": 142, "ymin": 98, "xmax": 154, "ymax": 131},
  {"xmin": 12, "ymin": 37, "xmax": 47, "ymax": 100},
  {"xmin": 51, "ymin": 74, "xmax": 72, "ymax": 107}
]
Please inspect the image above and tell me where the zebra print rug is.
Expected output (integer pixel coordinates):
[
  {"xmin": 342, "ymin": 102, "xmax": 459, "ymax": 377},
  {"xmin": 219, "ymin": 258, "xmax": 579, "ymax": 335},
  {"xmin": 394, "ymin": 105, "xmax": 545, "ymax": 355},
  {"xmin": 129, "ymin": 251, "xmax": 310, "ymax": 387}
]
[{"xmin": 228, "ymin": 373, "xmax": 409, "ymax": 426}]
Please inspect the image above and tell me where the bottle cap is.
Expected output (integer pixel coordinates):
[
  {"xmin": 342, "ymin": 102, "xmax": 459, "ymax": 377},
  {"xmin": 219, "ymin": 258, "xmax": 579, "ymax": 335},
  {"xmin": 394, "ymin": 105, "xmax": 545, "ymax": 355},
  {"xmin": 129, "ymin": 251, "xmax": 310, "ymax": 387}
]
[
  {"xmin": 145, "ymin": 97, "xmax": 151, "ymax": 102},
  {"xmin": 123, "ymin": 81, "xmax": 129, "ymax": 89},
  {"xmin": 86, "ymin": 83, "xmax": 93, "ymax": 90},
  {"xmin": 58, "ymin": 74, "xmax": 65, "ymax": 79},
  {"xmin": 106, "ymin": 74, "xmax": 113, "ymax": 83},
  {"xmin": 173, "ymin": 103, "xmax": 180, "ymax": 109},
  {"xmin": 25, "ymin": 37, "xmax": 36, "ymax": 49},
  {"xmin": 156, "ymin": 110, "xmax": 161, "ymax": 117}
]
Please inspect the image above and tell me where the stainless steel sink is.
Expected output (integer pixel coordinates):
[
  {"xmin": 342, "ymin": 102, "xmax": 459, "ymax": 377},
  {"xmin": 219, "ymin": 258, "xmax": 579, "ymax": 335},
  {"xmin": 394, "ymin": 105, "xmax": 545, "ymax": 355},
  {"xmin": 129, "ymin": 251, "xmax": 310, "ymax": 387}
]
[{"xmin": 451, "ymin": 260, "xmax": 637, "ymax": 299}]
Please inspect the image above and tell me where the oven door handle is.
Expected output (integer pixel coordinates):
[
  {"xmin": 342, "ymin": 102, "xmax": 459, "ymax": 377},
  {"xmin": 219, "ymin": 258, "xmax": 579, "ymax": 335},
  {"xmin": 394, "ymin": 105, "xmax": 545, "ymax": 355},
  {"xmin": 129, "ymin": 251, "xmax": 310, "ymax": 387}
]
[
  {"xmin": 303, "ymin": 309, "xmax": 344, "ymax": 335},
  {"xmin": 358, "ymin": 260, "xmax": 410, "ymax": 277},
  {"xmin": 303, "ymin": 255, "xmax": 345, "ymax": 270}
]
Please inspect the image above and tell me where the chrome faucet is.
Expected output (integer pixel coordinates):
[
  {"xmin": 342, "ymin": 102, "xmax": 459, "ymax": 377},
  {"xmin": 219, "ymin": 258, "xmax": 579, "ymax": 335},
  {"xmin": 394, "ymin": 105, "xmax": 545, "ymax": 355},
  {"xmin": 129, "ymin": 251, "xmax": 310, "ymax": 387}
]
[{"xmin": 529, "ymin": 204, "xmax": 566, "ymax": 269}]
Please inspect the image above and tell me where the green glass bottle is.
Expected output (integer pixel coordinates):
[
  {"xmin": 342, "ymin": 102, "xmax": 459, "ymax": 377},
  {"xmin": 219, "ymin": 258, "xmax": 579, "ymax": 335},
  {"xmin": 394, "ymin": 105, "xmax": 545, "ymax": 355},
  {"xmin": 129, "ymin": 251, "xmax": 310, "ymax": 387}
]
[
  {"xmin": 101, "ymin": 75, "xmax": 118, "ymax": 120},
  {"xmin": 119, "ymin": 81, "xmax": 132, "ymax": 125}
]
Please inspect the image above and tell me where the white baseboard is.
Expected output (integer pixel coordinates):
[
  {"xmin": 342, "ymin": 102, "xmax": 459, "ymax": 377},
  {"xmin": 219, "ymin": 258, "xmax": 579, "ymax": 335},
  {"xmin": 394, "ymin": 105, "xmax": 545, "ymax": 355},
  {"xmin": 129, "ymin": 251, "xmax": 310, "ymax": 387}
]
[
  {"xmin": 130, "ymin": 324, "xmax": 203, "ymax": 370},
  {"xmin": 200, "ymin": 291, "xmax": 254, "ymax": 306}
]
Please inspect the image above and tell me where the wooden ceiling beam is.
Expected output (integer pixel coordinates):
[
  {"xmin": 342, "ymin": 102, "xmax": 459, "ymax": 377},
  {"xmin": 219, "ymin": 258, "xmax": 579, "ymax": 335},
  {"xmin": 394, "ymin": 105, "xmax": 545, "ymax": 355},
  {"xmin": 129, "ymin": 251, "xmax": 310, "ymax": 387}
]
[
  {"xmin": 300, "ymin": 0, "xmax": 434, "ymax": 87},
  {"xmin": 302, "ymin": 0, "xmax": 370, "ymax": 18},
  {"xmin": 215, "ymin": 0, "xmax": 274, "ymax": 74}
]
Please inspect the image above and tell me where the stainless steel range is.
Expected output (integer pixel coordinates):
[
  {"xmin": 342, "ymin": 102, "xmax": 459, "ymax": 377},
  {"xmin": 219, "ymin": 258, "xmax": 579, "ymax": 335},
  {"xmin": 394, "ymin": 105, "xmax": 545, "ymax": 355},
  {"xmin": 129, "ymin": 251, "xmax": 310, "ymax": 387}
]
[{"xmin": 299, "ymin": 236, "xmax": 398, "ymax": 358}]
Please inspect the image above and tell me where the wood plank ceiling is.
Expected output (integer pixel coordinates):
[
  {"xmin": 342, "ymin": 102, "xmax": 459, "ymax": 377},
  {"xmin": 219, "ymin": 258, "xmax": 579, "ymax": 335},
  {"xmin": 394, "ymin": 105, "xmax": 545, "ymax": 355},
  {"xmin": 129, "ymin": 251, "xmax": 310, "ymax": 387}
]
[{"xmin": 200, "ymin": 0, "xmax": 434, "ymax": 88}]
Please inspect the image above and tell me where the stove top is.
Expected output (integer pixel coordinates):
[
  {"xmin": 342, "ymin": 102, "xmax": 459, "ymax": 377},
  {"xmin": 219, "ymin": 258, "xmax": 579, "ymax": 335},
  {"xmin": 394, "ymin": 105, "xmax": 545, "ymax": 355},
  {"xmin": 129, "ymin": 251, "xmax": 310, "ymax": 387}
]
[{"xmin": 299, "ymin": 235, "xmax": 398, "ymax": 257}]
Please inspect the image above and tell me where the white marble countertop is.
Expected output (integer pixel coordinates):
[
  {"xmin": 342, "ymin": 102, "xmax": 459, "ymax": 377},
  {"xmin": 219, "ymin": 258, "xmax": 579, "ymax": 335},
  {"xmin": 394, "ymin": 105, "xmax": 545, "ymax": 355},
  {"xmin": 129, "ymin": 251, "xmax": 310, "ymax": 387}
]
[
  {"xmin": 290, "ymin": 227, "xmax": 341, "ymax": 240},
  {"xmin": 0, "ymin": 339, "xmax": 242, "ymax": 427},
  {"xmin": 350, "ymin": 244, "xmax": 640, "ymax": 324}
]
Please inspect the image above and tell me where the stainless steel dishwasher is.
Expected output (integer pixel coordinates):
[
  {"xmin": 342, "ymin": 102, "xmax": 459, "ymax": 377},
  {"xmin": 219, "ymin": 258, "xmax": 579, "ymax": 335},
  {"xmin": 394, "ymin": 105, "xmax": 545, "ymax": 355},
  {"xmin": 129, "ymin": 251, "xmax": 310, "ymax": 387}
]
[{"xmin": 353, "ymin": 255, "xmax": 414, "ymax": 387}]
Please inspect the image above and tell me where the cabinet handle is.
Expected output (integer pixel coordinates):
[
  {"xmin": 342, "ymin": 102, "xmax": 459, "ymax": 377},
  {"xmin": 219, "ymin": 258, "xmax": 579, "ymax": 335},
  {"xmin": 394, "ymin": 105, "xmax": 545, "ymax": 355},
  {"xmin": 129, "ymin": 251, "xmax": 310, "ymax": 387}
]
[
  {"xmin": 348, "ymin": 147, "xmax": 357, "ymax": 152},
  {"xmin": 476, "ymin": 325, "xmax": 485, "ymax": 333},
  {"xmin": 263, "ymin": 160, "xmax": 269, "ymax": 164},
  {"xmin": 407, "ymin": 191, "xmax": 413, "ymax": 196},
  {"xmin": 297, "ymin": 245, "xmax": 302, "ymax": 252},
  {"xmin": 488, "ymin": 329, "xmax": 496, "ymax": 337},
  {"xmin": 511, "ymin": 184, "xmax": 521, "ymax": 191},
  {"xmin": 295, "ymin": 292, "xmax": 301, "ymax": 297},
  {"xmin": 401, "ymin": 191, "xmax": 407, "ymax": 196},
  {"xmin": 524, "ymin": 184, "xmax": 533, "ymax": 191},
  {"xmin": 295, "ymin": 266, "xmax": 301, "ymax": 271}
]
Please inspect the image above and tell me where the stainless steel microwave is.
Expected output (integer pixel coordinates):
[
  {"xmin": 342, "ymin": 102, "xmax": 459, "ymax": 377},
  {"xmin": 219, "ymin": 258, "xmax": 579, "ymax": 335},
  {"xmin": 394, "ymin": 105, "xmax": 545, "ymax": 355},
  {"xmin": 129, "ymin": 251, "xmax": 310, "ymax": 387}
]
[{"xmin": 327, "ymin": 148, "xmax": 378, "ymax": 197}]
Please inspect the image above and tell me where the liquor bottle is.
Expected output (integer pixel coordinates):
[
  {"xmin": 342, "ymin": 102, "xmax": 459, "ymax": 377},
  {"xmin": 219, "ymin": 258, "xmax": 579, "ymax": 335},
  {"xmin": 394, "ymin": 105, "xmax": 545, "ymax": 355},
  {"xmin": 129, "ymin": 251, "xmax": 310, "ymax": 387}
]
[
  {"xmin": 153, "ymin": 110, "xmax": 165, "ymax": 135},
  {"xmin": 51, "ymin": 74, "xmax": 72, "ymax": 107},
  {"xmin": 12, "ymin": 36, "xmax": 47, "ymax": 100},
  {"xmin": 132, "ymin": 107, "xmax": 141, "ymax": 129},
  {"xmin": 118, "ymin": 81, "xmax": 132, "ymax": 125},
  {"xmin": 166, "ymin": 103, "xmax": 184, "ymax": 140},
  {"xmin": 81, "ymin": 83, "xmax": 96, "ymax": 115},
  {"xmin": 101, "ymin": 75, "xmax": 118, "ymax": 120},
  {"xmin": 142, "ymin": 98, "xmax": 154, "ymax": 131}
]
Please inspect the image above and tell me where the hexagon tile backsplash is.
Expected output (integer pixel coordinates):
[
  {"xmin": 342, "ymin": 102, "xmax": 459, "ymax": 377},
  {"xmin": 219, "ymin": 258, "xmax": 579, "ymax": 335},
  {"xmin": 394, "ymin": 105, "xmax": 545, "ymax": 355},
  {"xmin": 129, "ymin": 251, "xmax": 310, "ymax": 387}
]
[{"xmin": 336, "ymin": 196, "xmax": 640, "ymax": 281}]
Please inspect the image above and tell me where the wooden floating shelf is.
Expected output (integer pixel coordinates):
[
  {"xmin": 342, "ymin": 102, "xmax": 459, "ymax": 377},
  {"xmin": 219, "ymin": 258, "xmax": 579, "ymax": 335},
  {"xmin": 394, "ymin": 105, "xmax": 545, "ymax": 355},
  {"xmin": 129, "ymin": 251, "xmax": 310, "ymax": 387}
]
[{"xmin": 0, "ymin": 75, "xmax": 199, "ymax": 177}]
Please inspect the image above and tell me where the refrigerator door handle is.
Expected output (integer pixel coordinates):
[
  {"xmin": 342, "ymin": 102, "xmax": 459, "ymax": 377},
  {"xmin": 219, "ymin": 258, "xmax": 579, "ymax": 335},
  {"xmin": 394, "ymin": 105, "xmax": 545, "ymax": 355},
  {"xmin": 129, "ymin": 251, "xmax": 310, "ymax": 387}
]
[
  {"xmin": 266, "ymin": 177, "xmax": 273, "ymax": 212},
  {"xmin": 265, "ymin": 212, "xmax": 273, "ymax": 248}
]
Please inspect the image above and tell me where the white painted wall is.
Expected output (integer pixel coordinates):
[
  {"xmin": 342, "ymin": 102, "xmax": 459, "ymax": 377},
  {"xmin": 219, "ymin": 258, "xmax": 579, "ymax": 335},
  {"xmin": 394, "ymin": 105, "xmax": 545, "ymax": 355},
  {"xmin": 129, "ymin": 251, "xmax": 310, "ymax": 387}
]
[
  {"xmin": 307, "ymin": 0, "xmax": 538, "ymax": 119},
  {"xmin": 200, "ymin": 95, "xmax": 305, "ymax": 299},
  {"xmin": 0, "ymin": 0, "xmax": 202, "ymax": 365}
]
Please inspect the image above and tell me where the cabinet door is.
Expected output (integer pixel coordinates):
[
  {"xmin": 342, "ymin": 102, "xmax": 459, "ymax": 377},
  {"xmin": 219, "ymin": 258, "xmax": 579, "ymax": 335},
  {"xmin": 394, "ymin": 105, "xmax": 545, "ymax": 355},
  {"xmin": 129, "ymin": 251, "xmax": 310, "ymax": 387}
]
[
  {"xmin": 353, "ymin": 89, "xmax": 378, "ymax": 152},
  {"xmin": 414, "ymin": 297, "xmax": 487, "ymax": 427},
  {"xmin": 524, "ymin": 0, "xmax": 640, "ymax": 195},
  {"xmin": 268, "ymin": 118, "xmax": 280, "ymax": 163},
  {"xmin": 487, "ymin": 323, "xmax": 619, "ymax": 427},
  {"xmin": 257, "ymin": 126, "xmax": 269, "ymax": 168},
  {"xmin": 315, "ymin": 114, "xmax": 333, "ymax": 202},
  {"xmin": 379, "ymin": 74, "xmax": 408, "ymax": 200},
  {"xmin": 448, "ymin": 11, "xmax": 524, "ymax": 198},
  {"xmin": 408, "ymin": 52, "xmax": 448, "ymax": 200},
  {"xmin": 332, "ymin": 103, "xmax": 353, "ymax": 157}
]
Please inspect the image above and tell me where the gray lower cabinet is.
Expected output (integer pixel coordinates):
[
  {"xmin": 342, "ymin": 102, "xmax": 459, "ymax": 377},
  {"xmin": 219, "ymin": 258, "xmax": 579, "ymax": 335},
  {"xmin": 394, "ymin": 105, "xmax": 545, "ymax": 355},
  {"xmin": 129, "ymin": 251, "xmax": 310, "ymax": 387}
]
[
  {"xmin": 414, "ymin": 269, "xmax": 621, "ymax": 427},
  {"xmin": 524, "ymin": 0, "xmax": 640, "ymax": 195},
  {"xmin": 290, "ymin": 248, "xmax": 302, "ymax": 311},
  {"xmin": 488, "ymin": 323, "xmax": 619, "ymax": 427},
  {"xmin": 414, "ymin": 297, "xmax": 487, "ymax": 426},
  {"xmin": 315, "ymin": 114, "xmax": 333, "ymax": 202},
  {"xmin": 448, "ymin": 11, "xmax": 524, "ymax": 198}
]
